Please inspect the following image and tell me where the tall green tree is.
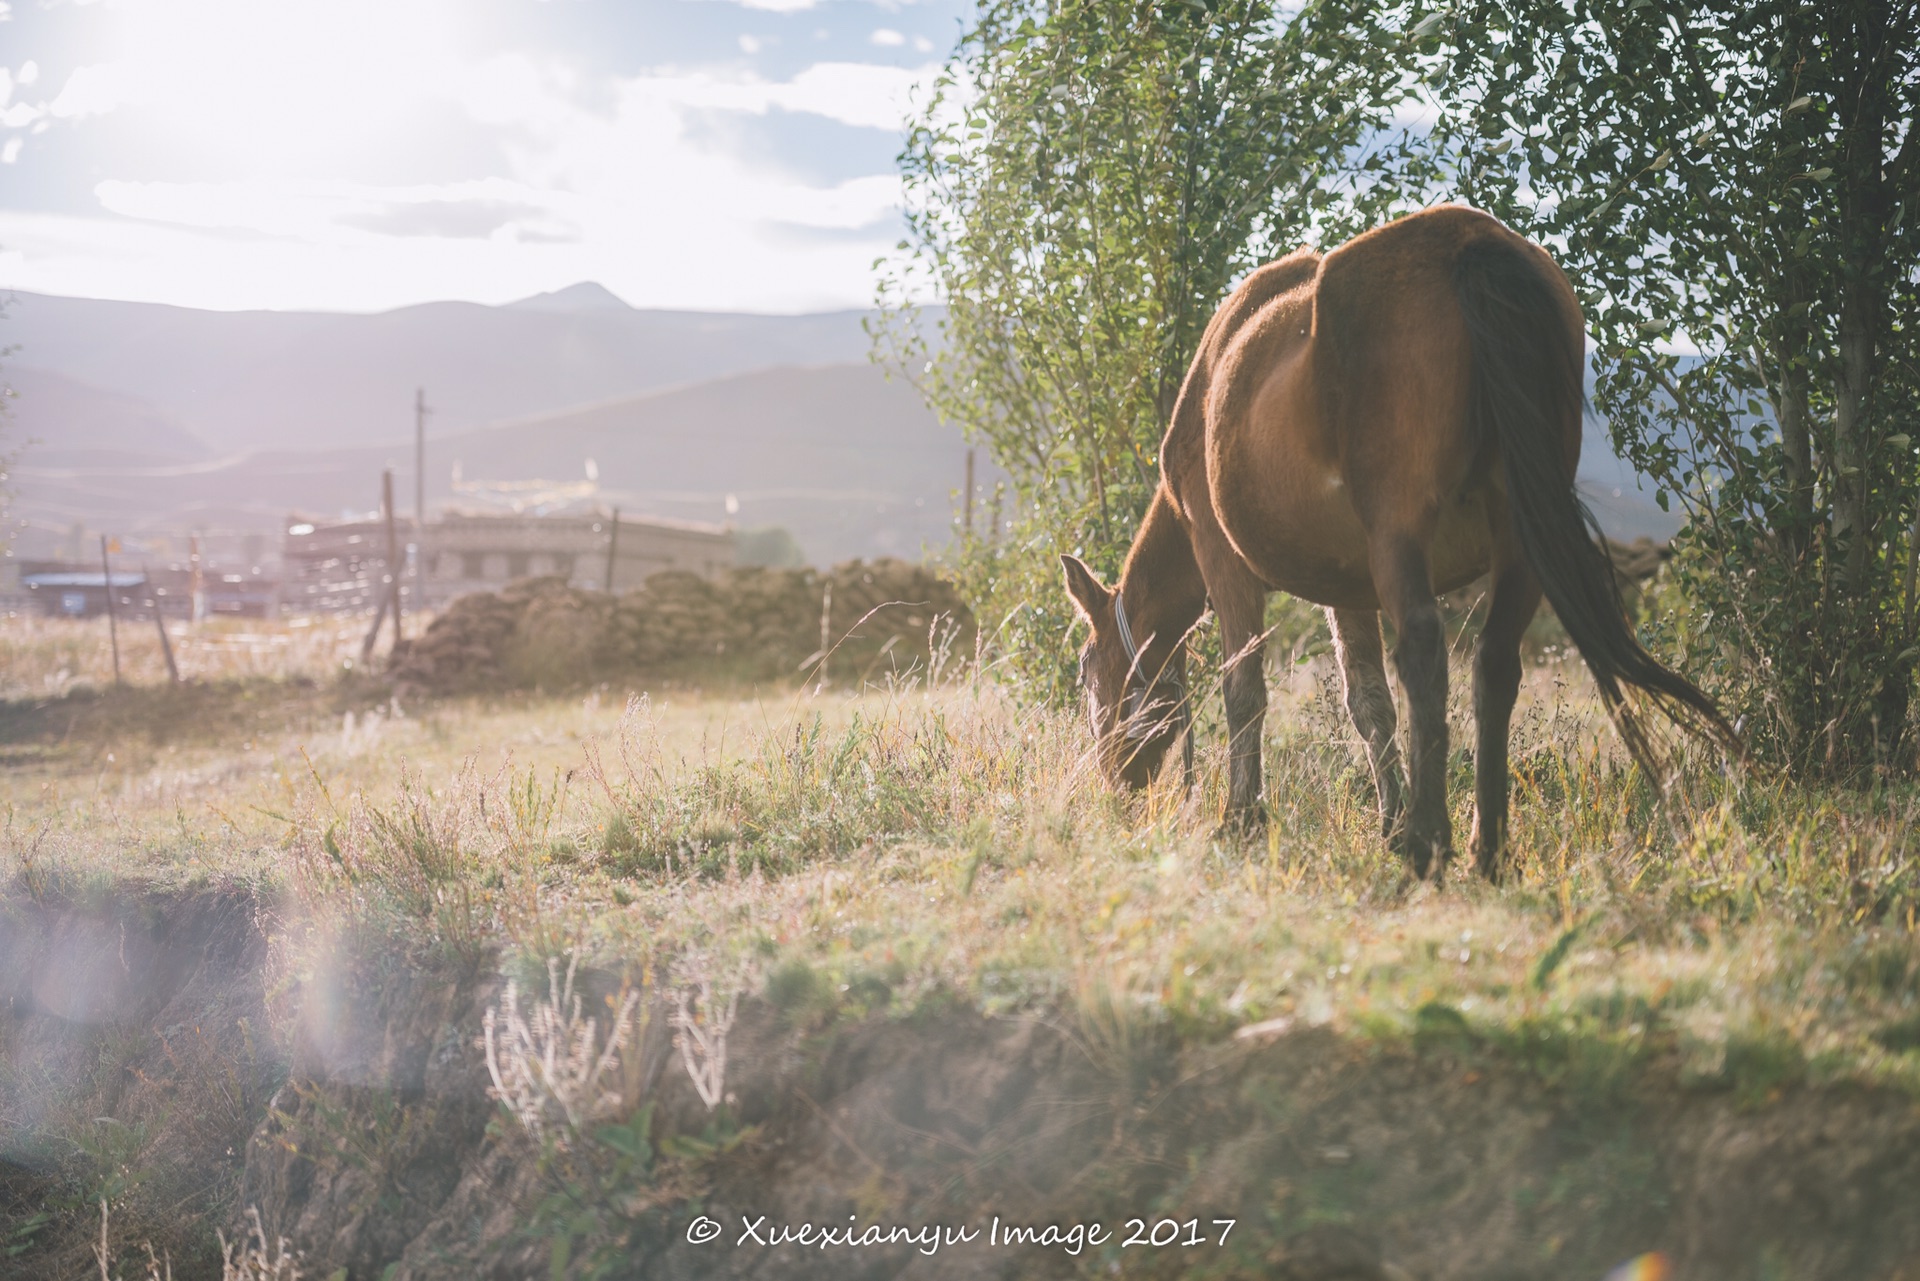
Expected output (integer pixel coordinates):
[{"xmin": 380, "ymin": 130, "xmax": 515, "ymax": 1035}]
[
  {"xmin": 876, "ymin": 0, "xmax": 1434, "ymax": 697},
  {"xmin": 1429, "ymin": 0, "xmax": 1920, "ymax": 773}
]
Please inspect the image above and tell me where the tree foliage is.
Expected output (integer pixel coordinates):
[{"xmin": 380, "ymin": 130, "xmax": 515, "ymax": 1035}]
[
  {"xmin": 1433, "ymin": 0, "xmax": 1920, "ymax": 773},
  {"xmin": 884, "ymin": 0, "xmax": 1920, "ymax": 775},
  {"xmin": 876, "ymin": 0, "xmax": 1435, "ymax": 698}
]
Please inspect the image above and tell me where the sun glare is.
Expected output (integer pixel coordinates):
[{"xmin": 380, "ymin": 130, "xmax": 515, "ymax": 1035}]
[{"xmin": 87, "ymin": 0, "xmax": 474, "ymax": 177}]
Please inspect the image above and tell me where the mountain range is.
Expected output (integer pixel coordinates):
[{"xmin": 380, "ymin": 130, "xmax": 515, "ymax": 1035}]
[{"xmin": 2, "ymin": 282, "xmax": 1675, "ymax": 569}]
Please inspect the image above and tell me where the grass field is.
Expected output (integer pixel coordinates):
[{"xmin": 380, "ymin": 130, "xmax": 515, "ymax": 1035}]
[
  {"xmin": 8, "ymin": 611, "xmax": 1918, "ymax": 1102},
  {"xmin": 6, "ymin": 610, "xmax": 1920, "ymax": 1278}
]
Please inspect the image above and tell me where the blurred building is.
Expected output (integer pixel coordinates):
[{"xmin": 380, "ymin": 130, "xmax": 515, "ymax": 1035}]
[
  {"xmin": 16, "ymin": 562, "xmax": 278, "ymax": 619},
  {"xmin": 282, "ymin": 508, "xmax": 734, "ymax": 611}
]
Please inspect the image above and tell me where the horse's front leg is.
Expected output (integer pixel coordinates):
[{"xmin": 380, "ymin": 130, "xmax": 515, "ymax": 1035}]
[{"xmin": 1215, "ymin": 581, "xmax": 1270, "ymax": 839}]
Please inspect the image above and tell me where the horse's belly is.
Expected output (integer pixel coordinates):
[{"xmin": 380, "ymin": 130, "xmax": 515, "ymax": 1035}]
[
  {"xmin": 1429, "ymin": 493, "xmax": 1497, "ymax": 593},
  {"xmin": 1217, "ymin": 464, "xmax": 1378, "ymax": 608},
  {"xmin": 1218, "ymin": 470, "xmax": 1496, "ymax": 610}
]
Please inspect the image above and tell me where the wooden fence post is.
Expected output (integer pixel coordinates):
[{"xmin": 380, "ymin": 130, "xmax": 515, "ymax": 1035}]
[
  {"xmin": 604, "ymin": 507, "xmax": 621, "ymax": 592},
  {"xmin": 100, "ymin": 535, "xmax": 122, "ymax": 685},
  {"xmin": 144, "ymin": 565, "xmax": 180, "ymax": 684},
  {"xmin": 383, "ymin": 468, "xmax": 403, "ymax": 650}
]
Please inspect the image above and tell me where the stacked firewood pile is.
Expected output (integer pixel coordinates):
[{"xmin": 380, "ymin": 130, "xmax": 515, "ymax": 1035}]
[
  {"xmin": 1606, "ymin": 536, "xmax": 1670, "ymax": 610},
  {"xmin": 390, "ymin": 558, "xmax": 975, "ymax": 696}
]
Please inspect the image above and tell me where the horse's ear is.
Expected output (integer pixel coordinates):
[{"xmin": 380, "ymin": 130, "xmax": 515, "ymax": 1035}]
[{"xmin": 1060, "ymin": 554, "xmax": 1111, "ymax": 624}]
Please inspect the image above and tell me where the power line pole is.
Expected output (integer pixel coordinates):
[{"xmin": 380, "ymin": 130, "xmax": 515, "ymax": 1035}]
[{"xmin": 604, "ymin": 507, "xmax": 621, "ymax": 592}]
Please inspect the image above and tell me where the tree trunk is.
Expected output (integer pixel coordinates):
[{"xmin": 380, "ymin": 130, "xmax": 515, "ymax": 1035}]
[
  {"xmin": 1830, "ymin": 0, "xmax": 1890, "ymax": 593},
  {"xmin": 1771, "ymin": 331, "xmax": 1814, "ymax": 560}
]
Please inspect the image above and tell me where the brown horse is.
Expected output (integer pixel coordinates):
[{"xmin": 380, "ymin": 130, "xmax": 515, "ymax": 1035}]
[{"xmin": 1061, "ymin": 205, "xmax": 1738, "ymax": 880}]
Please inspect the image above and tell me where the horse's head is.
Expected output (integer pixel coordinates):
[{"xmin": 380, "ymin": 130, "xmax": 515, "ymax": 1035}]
[{"xmin": 1061, "ymin": 553, "xmax": 1188, "ymax": 789}]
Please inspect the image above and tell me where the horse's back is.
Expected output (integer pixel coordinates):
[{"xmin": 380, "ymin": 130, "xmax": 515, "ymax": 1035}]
[
  {"xmin": 1313, "ymin": 206, "xmax": 1582, "ymax": 485},
  {"xmin": 1160, "ymin": 249, "xmax": 1320, "ymax": 500},
  {"xmin": 1185, "ymin": 207, "xmax": 1580, "ymax": 607}
]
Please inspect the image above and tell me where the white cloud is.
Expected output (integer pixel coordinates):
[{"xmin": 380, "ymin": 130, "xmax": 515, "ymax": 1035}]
[
  {"xmin": 870, "ymin": 28, "xmax": 905, "ymax": 46},
  {"xmin": 701, "ymin": 0, "xmax": 932, "ymax": 8},
  {"xmin": 0, "ymin": 0, "xmax": 944, "ymax": 312},
  {"xmin": 93, "ymin": 177, "xmax": 573, "ymax": 240},
  {"xmin": 48, "ymin": 63, "xmax": 127, "ymax": 119},
  {"xmin": 648, "ymin": 60, "xmax": 935, "ymax": 131}
]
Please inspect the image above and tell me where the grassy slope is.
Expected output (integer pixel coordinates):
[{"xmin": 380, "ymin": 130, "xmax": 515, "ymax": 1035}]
[
  {"xmin": 7, "ymin": 628, "xmax": 1917, "ymax": 1102},
  {"xmin": 5, "ymin": 611, "xmax": 1920, "ymax": 1277}
]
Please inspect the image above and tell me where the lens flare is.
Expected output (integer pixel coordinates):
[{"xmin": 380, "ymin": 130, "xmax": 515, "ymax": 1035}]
[{"xmin": 1603, "ymin": 1252, "xmax": 1672, "ymax": 1281}]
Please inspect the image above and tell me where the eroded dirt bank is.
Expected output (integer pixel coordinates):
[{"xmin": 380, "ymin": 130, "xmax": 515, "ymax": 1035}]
[{"xmin": 3, "ymin": 889, "xmax": 1919, "ymax": 1280}]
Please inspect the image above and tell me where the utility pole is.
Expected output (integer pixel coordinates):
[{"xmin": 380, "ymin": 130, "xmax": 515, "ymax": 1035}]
[
  {"xmin": 603, "ymin": 507, "xmax": 621, "ymax": 593},
  {"xmin": 415, "ymin": 388, "xmax": 430, "ymax": 611},
  {"xmin": 99, "ymin": 536, "xmax": 123, "ymax": 685}
]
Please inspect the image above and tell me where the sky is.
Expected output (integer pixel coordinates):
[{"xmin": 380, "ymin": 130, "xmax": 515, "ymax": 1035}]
[{"xmin": 0, "ymin": 0, "xmax": 973, "ymax": 313}]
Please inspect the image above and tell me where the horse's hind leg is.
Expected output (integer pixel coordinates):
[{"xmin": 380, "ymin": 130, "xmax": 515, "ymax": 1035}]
[
  {"xmin": 1329, "ymin": 608, "xmax": 1404, "ymax": 839},
  {"xmin": 1369, "ymin": 538, "xmax": 1451, "ymax": 878},
  {"xmin": 1470, "ymin": 542, "xmax": 1542, "ymax": 881}
]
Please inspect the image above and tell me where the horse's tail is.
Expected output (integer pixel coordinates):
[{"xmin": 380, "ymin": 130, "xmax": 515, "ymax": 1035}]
[{"xmin": 1454, "ymin": 235, "xmax": 1743, "ymax": 775}]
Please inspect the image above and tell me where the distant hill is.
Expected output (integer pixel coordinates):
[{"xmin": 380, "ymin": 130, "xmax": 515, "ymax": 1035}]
[
  {"xmin": 12, "ymin": 362, "xmax": 969, "ymax": 567},
  {"xmin": 2, "ymin": 283, "xmax": 1675, "ymax": 569},
  {"xmin": 3, "ymin": 366, "xmax": 212, "ymax": 464},
  {"xmin": 0, "ymin": 286, "xmax": 875, "ymax": 453}
]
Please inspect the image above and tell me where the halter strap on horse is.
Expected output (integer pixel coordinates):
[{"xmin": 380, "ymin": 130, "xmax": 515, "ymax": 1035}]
[{"xmin": 1112, "ymin": 592, "xmax": 1187, "ymax": 742}]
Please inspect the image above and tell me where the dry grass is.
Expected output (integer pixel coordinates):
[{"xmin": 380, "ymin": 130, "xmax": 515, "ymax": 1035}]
[
  {"xmin": 8, "ymin": 611, "xmax": 1917, "ymax": 1102},
  {"xmin": 0, "ymin": 612, "xmax": 399, "ymax": 700},
  {"xmin": 7, "ymin": 608, "xmax": 1920, "ymax": 1278}
]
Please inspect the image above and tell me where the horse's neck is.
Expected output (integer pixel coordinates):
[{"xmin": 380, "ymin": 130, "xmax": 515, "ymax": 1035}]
[{"xmin": 1118, "ymin": 488, "xmax": 1208, "ymax": 649}]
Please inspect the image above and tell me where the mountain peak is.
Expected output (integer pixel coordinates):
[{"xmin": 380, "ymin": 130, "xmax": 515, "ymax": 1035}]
[{"xmin": 503, "ymin": 282, "xmax": 633, "ymax": 314}]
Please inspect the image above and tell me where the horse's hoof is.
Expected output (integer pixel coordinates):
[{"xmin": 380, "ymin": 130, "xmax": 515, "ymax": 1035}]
[
  {"xmin": 1468, "ymin": 843, "xmax": 1503, "ymax": 883},
  {"xmin": 1400, "ymin": 834, "xmax": 1451, "ymax": 883}
]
